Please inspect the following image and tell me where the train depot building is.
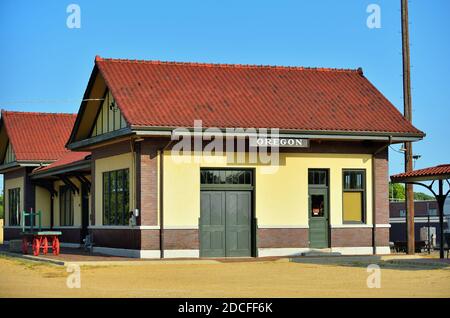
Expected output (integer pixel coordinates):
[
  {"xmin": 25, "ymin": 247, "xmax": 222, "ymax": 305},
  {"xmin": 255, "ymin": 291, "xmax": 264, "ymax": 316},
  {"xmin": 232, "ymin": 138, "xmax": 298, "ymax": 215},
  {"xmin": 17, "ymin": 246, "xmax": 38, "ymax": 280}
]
[{"xmin": 0, "ymin": 56, "xmax": 425, "ymax": 258}]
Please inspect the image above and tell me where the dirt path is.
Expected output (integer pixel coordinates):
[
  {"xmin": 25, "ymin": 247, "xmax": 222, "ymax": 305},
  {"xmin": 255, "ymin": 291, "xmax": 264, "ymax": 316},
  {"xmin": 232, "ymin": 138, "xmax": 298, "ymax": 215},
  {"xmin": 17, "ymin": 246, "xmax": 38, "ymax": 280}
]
[{"xmin": 1, "ymin": 256, "xmax": 449, "ymax": 297}]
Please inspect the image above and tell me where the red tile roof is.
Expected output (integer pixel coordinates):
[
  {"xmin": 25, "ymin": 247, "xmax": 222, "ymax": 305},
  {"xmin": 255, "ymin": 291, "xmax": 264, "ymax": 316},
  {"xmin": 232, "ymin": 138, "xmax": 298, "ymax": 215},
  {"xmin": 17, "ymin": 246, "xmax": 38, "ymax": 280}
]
[
  {"xmin": 95, "ymin": 56, "xmax": 423, "ymax": 135},
  {"xmin": 1, "ymin": 110, "xmax": 77, "ymax": 162},
  {"xmin": 391, "ymin": 164, "xmax": 450, "ymax": 182},
  {"xmin": 33, "ymin": 151, "xmax": 90, "ymax": 173}
]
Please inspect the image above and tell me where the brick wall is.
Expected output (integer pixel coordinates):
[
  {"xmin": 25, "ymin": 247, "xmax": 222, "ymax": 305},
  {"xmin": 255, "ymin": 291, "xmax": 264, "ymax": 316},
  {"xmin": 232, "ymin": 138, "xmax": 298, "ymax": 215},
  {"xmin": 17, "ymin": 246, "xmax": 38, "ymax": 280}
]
[
  {"xmin": 330, "ymin": 228, "xmax": 372, "ymax": 247},
  {"xmin": 90, "ymin": 228, "xmax": 141, "ymax": 249},
  {"xmin": 140, "ymin": 139, "xmax": 166, "ymax": 226},
  {"xmin": 373, "ymin": 147, "xmax": 390, "ymax": 248},
  {"xmin": 4, "ymin": 228, "xmax": 21, "ymax": 241},
  {"xmin": 374, "ymin": 147, "xmax": 389, "ymax": 225},
  {"xmin": 56, "ymin": 228, "xmax": 82, "ymax": 244},
  {"xmin": 163, "ymin": 229, "xmax": 199, "ymax": 249},
  {"xmin": 140, "ymin": 229, "xmax": 161, "ymax": 250},
  {"xmin": 257, "ymin": 228, "xmax": 308, "ymax": 248}
]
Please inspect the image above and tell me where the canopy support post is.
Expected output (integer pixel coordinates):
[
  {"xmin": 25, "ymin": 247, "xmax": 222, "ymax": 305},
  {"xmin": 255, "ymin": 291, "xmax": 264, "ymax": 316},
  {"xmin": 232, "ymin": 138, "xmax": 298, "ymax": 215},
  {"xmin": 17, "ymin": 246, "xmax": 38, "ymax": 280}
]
[
  {"xmin": 397, "ymin": 180, "xmax": 448, "ymax": 259},
  {"xmin": 437, "ymin": 180, "xmax": 445, "ymax": 259}
]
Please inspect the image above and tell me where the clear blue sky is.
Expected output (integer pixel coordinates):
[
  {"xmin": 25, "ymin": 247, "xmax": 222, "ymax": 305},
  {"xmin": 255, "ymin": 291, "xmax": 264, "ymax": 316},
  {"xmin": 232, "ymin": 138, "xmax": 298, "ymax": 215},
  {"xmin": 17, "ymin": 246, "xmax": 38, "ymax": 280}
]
[{"xmin": 0, "ymin": 0, "xmax": 449, "ymax": 195}]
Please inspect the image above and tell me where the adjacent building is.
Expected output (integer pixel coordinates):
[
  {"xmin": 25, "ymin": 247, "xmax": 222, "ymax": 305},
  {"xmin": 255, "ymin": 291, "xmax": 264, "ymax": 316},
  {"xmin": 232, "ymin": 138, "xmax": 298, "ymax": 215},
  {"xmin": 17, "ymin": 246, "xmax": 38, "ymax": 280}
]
[
  {"xmin": 1, "ymin": 56, "xmax": 425, "ymax": 258},
  {"xmin": 389, "ymin": 199, "xmax": 450, "ymax": 246}
]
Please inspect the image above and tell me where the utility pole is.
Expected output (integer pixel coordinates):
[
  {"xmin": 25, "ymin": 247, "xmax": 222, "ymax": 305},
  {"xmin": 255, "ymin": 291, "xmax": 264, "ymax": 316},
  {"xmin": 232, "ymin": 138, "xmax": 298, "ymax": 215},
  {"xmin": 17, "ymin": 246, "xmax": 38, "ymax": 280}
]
[{"xmin": 401, "ymin": 0, "xmax": 415, "ymax": 255}]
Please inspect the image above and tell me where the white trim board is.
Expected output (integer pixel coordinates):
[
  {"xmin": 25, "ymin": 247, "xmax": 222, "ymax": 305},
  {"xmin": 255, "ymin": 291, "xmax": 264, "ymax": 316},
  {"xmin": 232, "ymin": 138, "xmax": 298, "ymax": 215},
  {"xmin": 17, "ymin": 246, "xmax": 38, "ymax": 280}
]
[
  {"xmin": 330, "ymin": 246, "xmax": 390, "ymax": 255},
  {"xmin": 139, "ymin": 226, "xmax": 161, "ymax": 230},
  {"xmin": 88, "ymin": 225, "xmax": 160, "ymax": 230},
  {"xmin": 258, "ymin": 248, "xmax": 310, "ymax": 257},
  {"xmin": 258, "ymin": 246, "xmax": 391, "ymax": 257},
  {"xmin": 84, "ymin": 246, "xmax": 392, "ymax": 259},
  {"xmin": 163, "ymin": 249, "xmax": 200, "ymax": 258},
  {"xmin": 375, "ymin": 224, "xmax": 391, "ymax": 228},
  {"xmin": 92, "ymin": 247, "xmax": 161, "ymax": 259},
  {"xmin": 330, "ymin": 224, "xmax": 372, "ymax": 228},
  {"xmin": 258, "ymin": 225, "xmax": 308, "ymax": 229},
  {"xmin": 164, "ymin": 226, "xmax": 199, "ymax": 230},
  {"xmin": 331, "ymin": 224, "xmax": 391, "ymax": 228},
  {"xmin": 60, "ymin": 243, "xmax": 81, "ymax": 248},
  {"xmin": 53, "ymin": 226, "xmax": 82, "ymax": 229}
]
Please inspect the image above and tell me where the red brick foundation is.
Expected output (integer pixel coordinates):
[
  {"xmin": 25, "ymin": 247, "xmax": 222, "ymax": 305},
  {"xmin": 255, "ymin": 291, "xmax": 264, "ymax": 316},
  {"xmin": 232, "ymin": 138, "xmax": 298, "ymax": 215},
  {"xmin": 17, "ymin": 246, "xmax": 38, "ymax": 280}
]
[
  {"xmin": 330, "ymin": 228, "xmax": 372, "ymax": 247},
  {"xmin": 257, "ymin": 228, "xmax": 308, "ymax": 248},
  {"xmin": 163, "ymin": 229, "xmax": 199, "ymax": 250},
  {"xmin": 4, "ymin": 228, "xmax": 22, "ymax": 241},
  {"xmin": 54, "ymin": 228, "xmax": 83, "ymax": 245}
]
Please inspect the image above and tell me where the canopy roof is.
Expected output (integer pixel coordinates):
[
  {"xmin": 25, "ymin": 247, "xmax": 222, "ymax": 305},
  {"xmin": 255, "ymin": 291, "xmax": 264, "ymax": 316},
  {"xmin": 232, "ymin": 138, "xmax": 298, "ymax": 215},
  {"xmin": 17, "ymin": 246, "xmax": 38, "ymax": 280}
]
[
  {"xmin": 30, "ymin": 151, "xmax": 91, "ymax": 180},
  {"xmin": 391, "ymin": 164, "xmax": 450, "ymax": 182}
]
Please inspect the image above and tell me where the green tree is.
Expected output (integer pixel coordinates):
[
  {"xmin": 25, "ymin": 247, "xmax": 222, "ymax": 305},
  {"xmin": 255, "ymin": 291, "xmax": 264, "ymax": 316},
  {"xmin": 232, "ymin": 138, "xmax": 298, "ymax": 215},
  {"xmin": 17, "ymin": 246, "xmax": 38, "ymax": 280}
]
[
  {"xmin": 389, "ymin": 182, "xmax": 434, "ymax": 201},
  {"xmin": 389, "ymin": 182, "xmax": 405, "ymax": 200},
  {"xmin": 414, "ymin": 192, "xmax": 434, "ymax": 201}
]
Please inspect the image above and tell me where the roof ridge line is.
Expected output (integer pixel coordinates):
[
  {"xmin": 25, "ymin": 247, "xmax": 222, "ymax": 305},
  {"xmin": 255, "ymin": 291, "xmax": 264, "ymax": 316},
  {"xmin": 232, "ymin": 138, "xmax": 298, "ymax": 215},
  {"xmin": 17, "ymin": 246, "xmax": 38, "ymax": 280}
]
[
  {"xmin": 95, "ymin": 55, "xmax": 361, "ymax": 73},
  {"xmin": 1, "ymin": 110, "xmax": 77, "ymax": 116}
]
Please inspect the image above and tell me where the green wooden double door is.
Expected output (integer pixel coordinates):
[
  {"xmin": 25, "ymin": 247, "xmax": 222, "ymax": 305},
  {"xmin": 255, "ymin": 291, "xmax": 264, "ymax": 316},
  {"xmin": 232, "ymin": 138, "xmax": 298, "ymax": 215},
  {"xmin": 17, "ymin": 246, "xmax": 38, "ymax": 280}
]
[{"xmin": 200, "ymin": 191, "xmax": 252, "ymax": 257}]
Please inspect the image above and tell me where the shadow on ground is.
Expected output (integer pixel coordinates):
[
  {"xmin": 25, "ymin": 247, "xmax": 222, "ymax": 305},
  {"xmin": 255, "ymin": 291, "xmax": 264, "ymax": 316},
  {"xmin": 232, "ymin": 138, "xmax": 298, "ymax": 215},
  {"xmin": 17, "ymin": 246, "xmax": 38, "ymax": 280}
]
[{"xmin": 288, "ymin": 253, "xmax": 450, "ymax": 271}]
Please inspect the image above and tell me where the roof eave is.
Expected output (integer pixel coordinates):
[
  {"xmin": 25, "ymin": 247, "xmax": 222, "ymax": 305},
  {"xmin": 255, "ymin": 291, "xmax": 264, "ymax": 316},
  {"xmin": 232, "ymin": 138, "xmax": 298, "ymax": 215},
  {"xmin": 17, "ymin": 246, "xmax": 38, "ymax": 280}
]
[
  {"xmin": 391, "ymin": 174, "xmax": 450, "ymax": 183},
  {"xmin": 31, "ymin": 160, "xmax": 92, "ymax": 179},
  {"xmin": 130, "ymin": 125, "xmax": 425, "ymax": 142},
  {"xmin": 0, "ymin": 160, "xmax": 52, "ymax": 174},
  {"xmin": 67, "ymin": 127, "xmax": 133, "ymax": 151}
]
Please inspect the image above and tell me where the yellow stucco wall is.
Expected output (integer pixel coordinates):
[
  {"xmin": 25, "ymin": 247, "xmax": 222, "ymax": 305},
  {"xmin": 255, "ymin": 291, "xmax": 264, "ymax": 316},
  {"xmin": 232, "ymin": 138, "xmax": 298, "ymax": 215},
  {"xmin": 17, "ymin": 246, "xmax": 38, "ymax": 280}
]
[
  {"xmin": 163, "ymin": 152, "xmax": 373, "ymax": 228},
  {"xmin": 94, "ymin": 152, "xmax": 134, "ymax": 225},
  {"xmin": 4, "ymin": 176, "xmax": 24, "ymax": 226},
  {"xmin": 53, "ymin": 179, "xmax": 82, "ymax": 227},
  {"xmin": 35, "ymin": 186, "xmax": 51, "ymax": 227}
]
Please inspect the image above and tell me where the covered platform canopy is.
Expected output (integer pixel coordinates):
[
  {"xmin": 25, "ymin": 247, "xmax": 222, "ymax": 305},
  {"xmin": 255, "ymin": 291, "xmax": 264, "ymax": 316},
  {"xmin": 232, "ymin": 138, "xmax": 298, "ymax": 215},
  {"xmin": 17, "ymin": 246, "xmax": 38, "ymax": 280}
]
[{"xmin": 391, "ymin": 164, "xmax": 450, "ymax": 258}]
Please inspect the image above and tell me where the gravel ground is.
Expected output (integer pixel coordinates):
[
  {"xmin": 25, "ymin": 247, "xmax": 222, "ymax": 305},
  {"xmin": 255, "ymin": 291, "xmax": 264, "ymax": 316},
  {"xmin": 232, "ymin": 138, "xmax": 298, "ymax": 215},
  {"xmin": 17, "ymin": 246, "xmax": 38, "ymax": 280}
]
[{"xmin": 1, "ymin": 255, "xmax": 449, "ymax": 298}]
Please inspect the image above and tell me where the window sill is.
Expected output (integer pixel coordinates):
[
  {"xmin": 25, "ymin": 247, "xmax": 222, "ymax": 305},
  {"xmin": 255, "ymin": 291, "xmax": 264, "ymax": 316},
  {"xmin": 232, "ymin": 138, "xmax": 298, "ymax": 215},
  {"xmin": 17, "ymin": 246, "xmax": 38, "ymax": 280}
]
[
  {"xmin": 53, "ymin": 226, "xmax": 82, "ymax": 229},
  {"xmin": 88, "ymin": 225, "xmax": 160, "ymax": 230},
  {"xmin": 330, "ymin": 224, "xmax": 372, "ymax": 228}
]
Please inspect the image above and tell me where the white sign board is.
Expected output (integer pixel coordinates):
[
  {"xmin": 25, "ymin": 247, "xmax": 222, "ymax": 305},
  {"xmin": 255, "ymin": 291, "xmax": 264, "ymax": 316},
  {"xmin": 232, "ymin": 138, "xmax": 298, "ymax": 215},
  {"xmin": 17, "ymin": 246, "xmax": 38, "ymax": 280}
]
[{"xmin": 249, "ymin": 137, "xmax": 309, "ymax": 148}]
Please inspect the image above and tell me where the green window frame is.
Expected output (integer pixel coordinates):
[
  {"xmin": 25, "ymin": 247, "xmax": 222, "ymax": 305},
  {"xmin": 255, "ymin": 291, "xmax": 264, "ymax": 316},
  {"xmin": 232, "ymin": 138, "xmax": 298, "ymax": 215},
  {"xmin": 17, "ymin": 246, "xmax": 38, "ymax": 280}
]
[
  {"xmin": 342, "ymin": 169, "xmax": 366, "ymax": 224},
  {"xmin": 308, "ymin": 169, "xmax": 329, "ymax": 187},
  {"xmin": 103, "ymin": 168, "xmax": 130, "ymax": 226},
  {"xmin": 8, "ymin": 188, "xmax": 20, "ymax": 226},
  {"xmin": 59, "ymin": 186, "xmax": 74, "ymax": 226},
  {"xmin": 200, "ymin": 169, "xmax": 253, "ymax": 185}
]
